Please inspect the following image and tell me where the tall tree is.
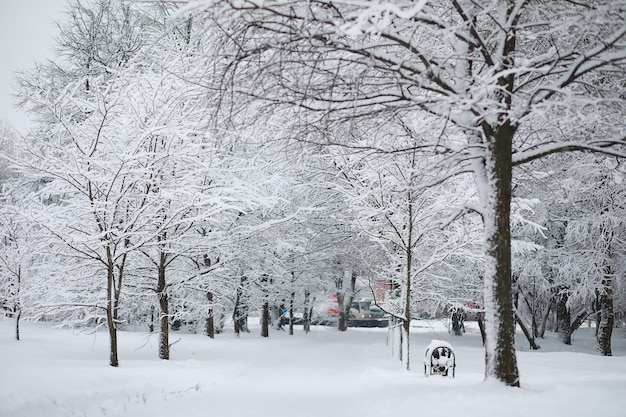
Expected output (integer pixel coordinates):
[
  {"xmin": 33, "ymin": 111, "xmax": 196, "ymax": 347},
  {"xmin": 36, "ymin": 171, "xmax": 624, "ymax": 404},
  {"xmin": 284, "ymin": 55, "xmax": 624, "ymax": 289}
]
[
  {"xmin": 12, "ymin": 0, "xmax": 170, "ymax": 366},
  {"xmin": 0, "ymin": 184, "xmax": 34, "ymax": 341},
  {"xmin": 330, "ymin": 132, "xmax": 480, "ymax": 369}
]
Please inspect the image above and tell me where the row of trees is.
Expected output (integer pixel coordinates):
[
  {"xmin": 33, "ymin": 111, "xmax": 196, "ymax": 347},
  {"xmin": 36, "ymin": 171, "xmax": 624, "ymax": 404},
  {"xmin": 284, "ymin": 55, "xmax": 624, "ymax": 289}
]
[{"xmin": 1, "ymin": 0, "xmax": 625, "ymax": 387}]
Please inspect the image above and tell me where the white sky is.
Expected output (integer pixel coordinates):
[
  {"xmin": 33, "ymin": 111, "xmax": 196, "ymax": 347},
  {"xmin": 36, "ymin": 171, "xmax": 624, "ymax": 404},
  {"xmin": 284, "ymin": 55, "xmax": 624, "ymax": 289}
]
[{"xmin": 0, "ymin": 0, "xmax": 68, "ymax": 135}]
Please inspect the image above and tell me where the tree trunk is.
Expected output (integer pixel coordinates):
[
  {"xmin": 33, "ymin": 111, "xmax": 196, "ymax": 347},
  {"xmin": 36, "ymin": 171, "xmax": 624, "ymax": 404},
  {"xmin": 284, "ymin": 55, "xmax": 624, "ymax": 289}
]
[
  {"xmin": 261, "ymin": 301, "xmax": 270, "ymax": 337},
  {"xmin": 335, "ymin": 271, "xmax": 347, "ymax": 331},
  {"xmin": 337, "ymin": 292, "xmax": 347, "ymax": 331},
  {"xmin": 515, "ymin": 311, "xmax": 540, "ymax": 350},
  {"xmin": 401, "ymin": 318, "xmax": 410, "ymax": 370},
  {"xmin": 148, "ymin": 305, "xmax": 155, "ymax": 333},
  {"xmin": 15, "ymin": 265, "xmax": 21, "ymax": 341},
  {"xmin": 477, "ymin": 311, "xmax": 486, "ymax": 346},
  {"xmin": 158, "ymin": 291, "xmax": 169, "ymax": 360},
  {"xmin": 402, "ymin": 191, "xmax": 414, "ymax": 370},
  {"xmin": 15, "ymin": 306, "xmax": 21, "ymax": 341},
  {"xmin": 556, "ymin": 292, "xmax": 573, "ymax": 345},
  {"xmin": 106, "ymin": 249, "xmax": 119, "ymax": 367},
  {"xmin": 288, "ymin": 292, "xmax": 295, "ymax": 335},
  {"xmin": 233, "ymin": 276, "xmax": 249, "ymax": 335},
  {"xmin": 514, "ymin": 286, "xmax": 539, "ymax": 350},
  {"xmin": 481, "ymin": 122, "xmax": 519, "ymax": 386},
  {"xmin": 519, "ymin": 287, "xmax": 539, "ymax": 338},
  {"xmin": 597, "ymin": 223, "xmax": 614, "ymax": 356},
  {"xmin": 398, "ymin": 320, "xmax": 403, "ymax": 363},
  {"xmin": 537, "ymin": 301, "xmax": 552, "ymax": 339},
  {"xmin": 205, "ymin": 291, "xmax": 215, "ymax": 339},
  {"xmin": 597, "ymin": 285, "xmax": 614, "ymax": 356},
  {"xmin": 336, "ymin": 269, "xmax": 357, "ymax": 332},
  {"xmin": 343, "ymin": 271, "xmax": 358, "ymax": 331},
  {"xmin": 597, "ymin": 267, "xmax": 614, "ymax": 356},
  {"xmin": 157, "ymin": 251, "xmax": 169, "ymax": 360},
  {"xmin": 303, "ymin": 290, "xmax": 311, "ymax": 333}
]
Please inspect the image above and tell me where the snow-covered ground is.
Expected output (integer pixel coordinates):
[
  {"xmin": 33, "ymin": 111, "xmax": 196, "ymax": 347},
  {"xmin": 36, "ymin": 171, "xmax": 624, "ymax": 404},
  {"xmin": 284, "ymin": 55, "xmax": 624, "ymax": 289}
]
[{"xmin": 1, "ymin": 318, "xmax": 625, "ymax": 417}]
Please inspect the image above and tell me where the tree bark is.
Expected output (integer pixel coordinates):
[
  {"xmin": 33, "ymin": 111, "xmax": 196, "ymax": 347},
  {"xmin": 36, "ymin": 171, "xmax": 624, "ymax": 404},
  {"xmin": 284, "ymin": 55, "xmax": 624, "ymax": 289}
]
[
  {"xmin": 515, "ymin": 311, "xmax": 540, "ymax": 350},
  {"xmin": 482, "ymin": 122, "xmax": 519, "ymax": 386},
  {"xmin": 106, "ymin": 247, "xmax": 118, "ymax": 367},
  {"xmin": 15, "ymin": 306, "xmax": 21, "ymax": 341},
  {"xmin": 336, "ymin": 272, "xmax": 347, "ymax": 331},
  {"xmin": 261, "ymin": 301, "xmax": 270, "ymax": 337},
  {"xmin": 157, "ymin": 250, "xmax": 169, "ymax": 360},
  {"xmin": 303, "ymin": 290, "xmax": 311, "ymax": 333},
  {"xmin": 597, "ymin": 286, "xmax": 614, "ymax": 356},
  {"xmin": 537, "ymin": 301, "xmax": 552, "ymax": 339},
  {"xmin": 596, "ymin": 221, "xmax": 614, "ymax": 355},
  {"xmin": 597, "ymin": 265, "xmax": 614, "ymax": 356},
  {"xmin": 401, "ymin": 189, "xmax": 414, "ymax": 370},
  {"xmin": 288, "ymin": 292, "xmax": 295, "ymax": 335},
  {"xmin": 148, "ymin": 305, "xmax": 155, "ymax": 333},
  {"xmin": 15, "ymin": 265, "xmax": 21, "ymax": 341},
  {"xmin": 336, "ymin": 269, "xmax": 356, "ymax": 332},
  {"xmin": 556, "ymin": 292, "xmax": 573, "ymax": 345},
  {"xmin": 477, "ymin": 311, "xmax": 486, "ymax": 346},
  {"xmin": 233, "ymin": 276, "xmax": 249, "ymax": 336},
  {"xmin": 205, "ymin": 291, "xmax": 215, "ymax": 338}
]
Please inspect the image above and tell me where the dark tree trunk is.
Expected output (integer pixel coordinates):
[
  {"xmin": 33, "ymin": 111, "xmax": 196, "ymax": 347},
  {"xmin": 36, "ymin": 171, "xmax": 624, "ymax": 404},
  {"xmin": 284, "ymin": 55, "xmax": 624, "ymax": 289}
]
[
  {"xmin": 477, "ymin": 311, "xmax": 486, "ymax": 346},
  {"xmin": 519, "ymin": 286, "xmax": 539, "ymax": 338},
  {"xmin": 477, "ymin": 5, "xmax": 520, "ymax": 385},
  {"xmin": 158, "ymin": 292, "xmax": 169, "ymax": 359},
  {"xmin": 597, "ymin": 224, "xmax": 614, "ymax": 356},
  {"xmin": 15, "ymin": 307, "xmax": 21, "ymax": 341},
  {"xmin": 597, "ymin": 287, "xmax": 614, "ymax": 356},
  {"xmin": 515, "ymin": 311, "xmax": 540, "ymax": 350},
  {"xmin": 261, "ymin": 301, "xmax": 270, "ymax": 337},
  {"xmin": 556, "ymin": 292, "xmax": 573, "ymax": 345},
  {"xmin": 15, "ymin": 265, "xmax": 21, "ymax": 341},
  {"xmin": 402, "ymin": 191, "xmax": 414, "ymax": 370},
  {"xmin": 303, "ymin": 290, "xmax": 311, "ymax": 333},
  {"xmin": 337, "ymin": 270, "xmax": 357, "ymax": 332},
  {"xmin": 205, "ymin": 291, "xmax": 215, "ymax": 339},
  {"xmin": 513, "ymin": 286, "xmax": 539, "ymax": 350},
  {"xmin": 401, "ymin": 317, "xmax": 410, "ymax": 370},
  {"xmin": 537, "ymin": 301, "xmax": 552, "ymax": 339},
  {"xmin": 157, "ymin": 250, "xmax": 169, "ymax": 360},
  {"xmin": 597, "ymin": 270, "xmax": 614, "ymax": 356},
  {"xmin": 106, "ymin": 248, "xmax": 118, "ymax": 367},
  {"xmin": 398, "ymin": 318, "xmax": 404, "ymax": 363},
  {"xmin": 336, "ymin": 272, "xmax": 347, "ymax": 331},
  {"xmin": 148, "ymin": 305, "xmax": 155, "ymax": 333},
  {"xmin": 288, "ymin": 292, "xmax": 295, "ymax": 335},
  {"xmin": 482, "ymin": 120, "xmax": 519, "ymax": 386},
  {"xmin": 233, "ymin": 276, "xmax": 249, "ymax": 336},
  {"xmin": 595, "ymin": 293, "xmax": 601, "ymax": 337},
  {"xmin": 106, "ymin": 302, "xmax": 118, "ymax": 367},
  {"xmin": 337, "ymin": 292, "xmax": 347, "ymax": 332}
]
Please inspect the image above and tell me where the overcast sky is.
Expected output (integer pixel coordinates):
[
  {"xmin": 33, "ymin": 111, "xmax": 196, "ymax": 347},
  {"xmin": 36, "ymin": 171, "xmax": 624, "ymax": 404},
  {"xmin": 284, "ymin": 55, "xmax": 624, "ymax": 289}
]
[{"xmin": 0, "ymin": 0, "xmax": 68, "ymax": 135}]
